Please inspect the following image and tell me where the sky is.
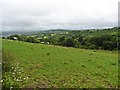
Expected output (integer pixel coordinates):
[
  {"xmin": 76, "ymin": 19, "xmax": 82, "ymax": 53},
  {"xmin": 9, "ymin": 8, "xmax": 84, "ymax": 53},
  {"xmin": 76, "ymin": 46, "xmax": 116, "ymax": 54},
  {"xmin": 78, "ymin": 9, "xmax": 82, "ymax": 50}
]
[{"xmin": 1, "ymin": 0, "xmax": 119, "ymax": 31}]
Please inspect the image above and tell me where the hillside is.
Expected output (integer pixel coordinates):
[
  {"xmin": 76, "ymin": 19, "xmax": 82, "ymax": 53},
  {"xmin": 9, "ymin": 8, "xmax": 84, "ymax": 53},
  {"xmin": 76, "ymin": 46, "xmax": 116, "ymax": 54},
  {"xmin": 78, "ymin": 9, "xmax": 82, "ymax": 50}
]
[
  {"xmin": 2, "ymin": 40, "xmax": 118, "ymax": 88},
  {"xmin": 6, "ymin": 27, "xmax": 119, "ymax": 51}
]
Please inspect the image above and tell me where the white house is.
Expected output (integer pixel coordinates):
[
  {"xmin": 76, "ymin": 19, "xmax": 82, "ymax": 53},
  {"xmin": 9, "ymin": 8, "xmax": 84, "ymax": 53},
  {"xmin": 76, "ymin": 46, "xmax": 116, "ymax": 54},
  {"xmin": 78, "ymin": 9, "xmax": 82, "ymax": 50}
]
[{"xmin": 13, "ymin": 37, "xmax": 18, "ymax": 40}]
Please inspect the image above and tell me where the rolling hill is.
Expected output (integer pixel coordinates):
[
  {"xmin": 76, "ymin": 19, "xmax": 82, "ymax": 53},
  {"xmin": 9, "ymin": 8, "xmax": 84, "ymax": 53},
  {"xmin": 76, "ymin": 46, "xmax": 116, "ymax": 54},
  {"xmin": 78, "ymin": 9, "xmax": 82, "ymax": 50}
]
[{"xmin": 2, "ymin": 40, "xmax": 118, "ymax": 88}]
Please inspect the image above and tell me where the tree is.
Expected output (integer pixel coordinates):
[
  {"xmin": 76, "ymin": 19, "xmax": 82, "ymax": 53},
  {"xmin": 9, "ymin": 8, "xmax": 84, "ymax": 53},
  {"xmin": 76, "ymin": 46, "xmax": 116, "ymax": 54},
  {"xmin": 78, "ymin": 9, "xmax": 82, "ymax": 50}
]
[
  {"xmin": 19, "ymin": 35, "xmax": 27, "ymax": 41},
  {"xmin": 58, "ymin": 36, "xmax": 65, "ymax": 45},
  {"xmin": 63, "ymin": 38, "xmax": 75, "ymax": 47},
  {"xmin": 73, "ymin": 39, "xmax": 80, "ymax": 48},
  {"xmin": 102, "ymin": 41, "xmax": 117, "ymax": 50},
  {"xmin": 7, "ymin": 34, "xmax": 20, "ymax": 40},
  {"xmin": 2, "ymin": 37, "xmax": 5, "ymax": 39},
  {"xmin": 26, "ymin": 37, "xmax": 36, "ymax": 43},
  {"xmin": 77, "ymin": 35, "xmax": 83, "ymax": 43}
]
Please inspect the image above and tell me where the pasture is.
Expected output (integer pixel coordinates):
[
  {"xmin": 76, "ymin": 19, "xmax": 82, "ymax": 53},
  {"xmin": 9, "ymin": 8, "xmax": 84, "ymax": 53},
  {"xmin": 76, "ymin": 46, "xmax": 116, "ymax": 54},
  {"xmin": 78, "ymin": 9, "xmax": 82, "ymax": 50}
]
[{"xmin": 2, "ymin": 40, "xmax": 118, "ymax": 88}]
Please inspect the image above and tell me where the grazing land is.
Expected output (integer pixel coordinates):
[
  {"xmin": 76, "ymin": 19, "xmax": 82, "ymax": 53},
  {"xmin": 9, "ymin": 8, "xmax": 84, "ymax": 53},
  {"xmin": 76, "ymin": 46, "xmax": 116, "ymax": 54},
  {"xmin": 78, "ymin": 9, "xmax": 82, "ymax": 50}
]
[{"xmin": 2, "ymin": 39, "xmax": 118, "ymax": 88}]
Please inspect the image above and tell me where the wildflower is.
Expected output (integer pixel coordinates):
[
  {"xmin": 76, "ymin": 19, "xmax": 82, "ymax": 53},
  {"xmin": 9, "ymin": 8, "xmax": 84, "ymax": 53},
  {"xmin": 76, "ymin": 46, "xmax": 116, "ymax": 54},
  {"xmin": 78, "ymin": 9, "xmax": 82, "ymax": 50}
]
[
  {"xmin": 10, "ymin": 86, "xmax": 13, "ymax": 89},
  {"xmin": 16, "ymin": 79, "xmax": 22, "ymax": 82},
  {"xmin": 23, "ymin": 78, "xmax": 26, "ymax": 80},
  {"xmin": 16, "ymin": 79, "xmax": 19, "ymax": 81},
  {"xmin": 26, "ymin": 77, "xmax": 29, "ymax": 79}
]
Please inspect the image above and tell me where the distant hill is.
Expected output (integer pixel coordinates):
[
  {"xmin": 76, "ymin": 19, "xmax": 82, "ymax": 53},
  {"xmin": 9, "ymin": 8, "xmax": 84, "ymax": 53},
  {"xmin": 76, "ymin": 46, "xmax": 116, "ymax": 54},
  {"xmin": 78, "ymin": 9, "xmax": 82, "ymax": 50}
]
[{"xmin": 2, "ymin": 27, "xmax": 118, "ymax": 37}]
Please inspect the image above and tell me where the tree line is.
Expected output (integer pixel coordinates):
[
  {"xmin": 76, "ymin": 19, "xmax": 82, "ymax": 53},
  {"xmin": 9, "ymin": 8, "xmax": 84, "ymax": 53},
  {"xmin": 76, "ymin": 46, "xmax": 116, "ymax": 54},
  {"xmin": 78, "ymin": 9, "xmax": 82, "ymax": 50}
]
[{"xmin": 3, "ymin": 27, "xmax": 119, "ymax": 51}]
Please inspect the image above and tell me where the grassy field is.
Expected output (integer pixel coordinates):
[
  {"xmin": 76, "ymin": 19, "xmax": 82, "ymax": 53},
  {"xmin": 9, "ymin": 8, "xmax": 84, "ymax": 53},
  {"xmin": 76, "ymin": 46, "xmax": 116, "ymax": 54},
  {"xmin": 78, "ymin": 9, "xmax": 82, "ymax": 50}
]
[{"xmin": 2, "ymin": 40, "xmax": 118, "ymax": 88}]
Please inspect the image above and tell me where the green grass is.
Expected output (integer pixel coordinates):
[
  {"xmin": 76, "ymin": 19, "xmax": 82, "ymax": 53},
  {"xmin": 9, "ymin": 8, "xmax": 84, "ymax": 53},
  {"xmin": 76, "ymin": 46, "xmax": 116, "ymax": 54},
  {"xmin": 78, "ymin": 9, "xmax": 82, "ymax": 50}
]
[{"xmin": 2, "ymin": 40, "xmax": 118, "ymax": 88}]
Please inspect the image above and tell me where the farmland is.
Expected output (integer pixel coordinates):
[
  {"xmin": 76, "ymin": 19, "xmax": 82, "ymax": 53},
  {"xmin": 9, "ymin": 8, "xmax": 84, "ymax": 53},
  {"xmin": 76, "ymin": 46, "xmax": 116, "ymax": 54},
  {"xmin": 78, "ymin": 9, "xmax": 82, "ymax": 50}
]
[{"xmin": 2, "ymin": 39, "xmax": 118, "ymax": 88}]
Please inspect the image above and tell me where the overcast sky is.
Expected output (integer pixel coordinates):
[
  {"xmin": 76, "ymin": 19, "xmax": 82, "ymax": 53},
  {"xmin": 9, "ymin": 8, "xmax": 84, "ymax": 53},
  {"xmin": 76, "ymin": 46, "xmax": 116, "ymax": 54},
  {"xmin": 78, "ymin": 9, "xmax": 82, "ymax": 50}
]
[{"xmin": 1, "ymin": 0, "xmax": 119, "ymax": 31}]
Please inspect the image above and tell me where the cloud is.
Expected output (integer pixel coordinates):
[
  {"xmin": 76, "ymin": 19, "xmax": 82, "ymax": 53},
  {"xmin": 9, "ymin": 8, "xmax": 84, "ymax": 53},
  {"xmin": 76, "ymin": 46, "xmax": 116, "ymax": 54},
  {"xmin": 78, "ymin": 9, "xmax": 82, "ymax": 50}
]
[{"xmin": 1, "ymin": 0, "xmax": 119, "ymax": 31}]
